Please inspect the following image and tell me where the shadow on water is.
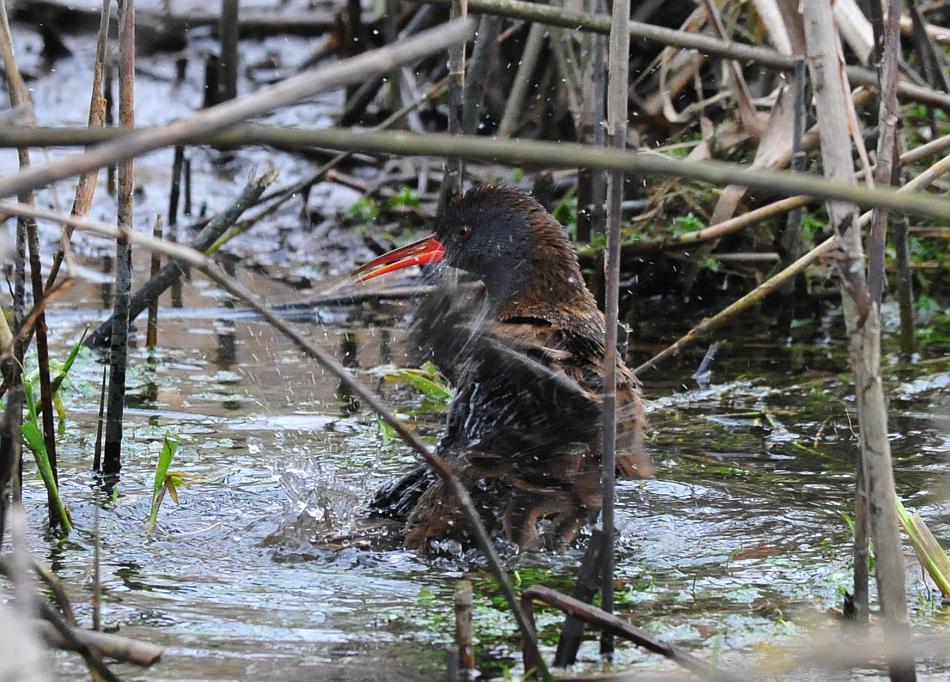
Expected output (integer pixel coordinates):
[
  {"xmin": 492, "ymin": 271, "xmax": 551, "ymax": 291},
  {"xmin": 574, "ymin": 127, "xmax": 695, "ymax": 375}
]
[{"xmin": 17, "ymin": 255, "xmax": 948, "ymax": 680}]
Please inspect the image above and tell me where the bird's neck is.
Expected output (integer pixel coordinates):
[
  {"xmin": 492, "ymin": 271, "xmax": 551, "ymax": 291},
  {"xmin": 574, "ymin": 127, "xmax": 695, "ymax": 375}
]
[{"xmin": 489, "ymin": 247, "xmax": 601, "ymax": 328}]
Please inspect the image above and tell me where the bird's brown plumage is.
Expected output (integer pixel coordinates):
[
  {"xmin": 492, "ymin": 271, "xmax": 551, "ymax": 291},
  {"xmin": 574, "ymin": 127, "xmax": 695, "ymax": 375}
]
[{"xmin": 368, "ymin": 185, "xmax": 651, "ymax": 551}]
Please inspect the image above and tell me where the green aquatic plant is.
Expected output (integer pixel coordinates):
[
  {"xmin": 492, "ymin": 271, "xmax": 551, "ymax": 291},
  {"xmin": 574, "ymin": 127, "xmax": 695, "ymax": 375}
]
[
  {"xmin": 20, "ymin": 379, "xmax": 72, "ymax": 532},
  {"xmin": 7, "ymin": 330, "xmax": 88, "ymax": 532},
  {"xmin": 20, "ymin": 330, "xmax": 87, "ymax": 435},
  {"xmin": 345, "ymin": 196, "xmax": 381, "ymax": 222},
  {"xmin": 147, "ymin": 434, "xmax": 182, "ymax": 531},
  {"xmin": 896, "ymin": 497, "xmax": 950, "ymax": 598},
  {"xmin": 551, "ymin": 191, "xmax": 577, "ymax": 233},
  {"xmin": 387, "ymin": 187, "xmax": 421, "ymax": 209},
  {"xmin": 368, "ymin": 361, "xmax": 452, "ymax": 413},
  {"xmin": 672, "ymin": 212, "xmax": 705, "ymax": 234}
]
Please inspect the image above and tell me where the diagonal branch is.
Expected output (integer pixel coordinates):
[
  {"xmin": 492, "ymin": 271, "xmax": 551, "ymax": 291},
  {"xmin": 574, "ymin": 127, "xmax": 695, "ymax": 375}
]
[
  {"xmin": 0, "ymin": 199, "xmax": 552, "ymax": 681},
  {"xmin": 0, "ymin": 18, "xmax": 475, "ymax": 199},
  {"xmin": 3, "ymin": 127, "xmax": 949, "ymax": 220}
]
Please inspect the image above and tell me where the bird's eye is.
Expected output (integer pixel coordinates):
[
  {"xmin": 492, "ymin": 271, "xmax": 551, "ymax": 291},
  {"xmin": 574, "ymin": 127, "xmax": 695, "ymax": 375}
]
[{"xmin": 460, "ymin": 226, "xmax": 472, "ymax": 239}]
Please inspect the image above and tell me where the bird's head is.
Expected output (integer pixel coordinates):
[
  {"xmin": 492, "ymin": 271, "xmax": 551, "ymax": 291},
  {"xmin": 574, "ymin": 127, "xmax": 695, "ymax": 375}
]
[{"xmin": 355, "ymin": 185, "xmax": 586, "ymax": 308}]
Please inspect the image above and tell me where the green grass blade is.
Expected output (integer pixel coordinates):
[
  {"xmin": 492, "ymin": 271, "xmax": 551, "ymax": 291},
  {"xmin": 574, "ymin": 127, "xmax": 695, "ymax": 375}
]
[
  {"xmin": 16, "ymin": 359, "xmax": 39, "ymax": 424},
  {"xmin": 896, "ymin": 496, "xmax": 950, "ymax": 597},
  {"xmin": 147, "ymin": 435, "xmax": 180, "ymax": 530},
  {"xmin": 50, "ymin": 327, "xmax": 89, "ymax": 396},
  {"xmin": 392, "ymin": 369, "xmax": 452, "ymax": 401},
  {"xmin": 22, "ymin": 421, "xmax": 72, "ymax": 532}
]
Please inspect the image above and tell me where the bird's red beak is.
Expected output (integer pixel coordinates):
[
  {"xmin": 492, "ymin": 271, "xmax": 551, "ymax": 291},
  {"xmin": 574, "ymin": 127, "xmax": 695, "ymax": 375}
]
[{"xmin": 352, "ymin": 234, "xmax": 446, "ymax": 282}]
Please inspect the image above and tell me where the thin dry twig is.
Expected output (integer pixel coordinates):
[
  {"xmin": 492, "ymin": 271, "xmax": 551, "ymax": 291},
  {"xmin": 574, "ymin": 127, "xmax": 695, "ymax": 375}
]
[
  {"xmin": 417, "ymin": 0, "xmax": 950, "ymax": 110},
  {"xmin": 7, "ymin": 126, "xmax": 947, "ymax": 219},
  {"xmin": 523, "ymin": 584, "xmax": 738, "ymax": 681},
  {"xmin": 0, "ymin": 18, "xmax": 476, "ymax": 199},
  {"xmin": 633, "ymin": 151, "xmax": 950, "ymax": 375},
  {"xmin": 45, "ymin": 0, "xmax": 111, "ymax": 291}
]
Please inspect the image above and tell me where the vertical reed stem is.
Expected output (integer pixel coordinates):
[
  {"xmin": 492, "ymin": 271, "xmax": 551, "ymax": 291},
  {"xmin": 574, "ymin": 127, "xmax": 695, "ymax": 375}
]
[
  {"xmin": 443, "ymin": 0, "xmax": 468, "ymax": 203},
  {"xmin": 454, "ymin": 580, "xmax": 474, "ymax": 679},
  {"xmin": 183, "ymin": 156, "xmax": 193, "ymax": 216},
  {"xmin": 777, "ymin": 58, "xmax": 807, "ymax": 320},
  {"xmin": 867, "ymin": 0, "xmax": 902, "ymax": 307},
  {"xmin": 146, "ymin": 216, "xmax": 163, "ymax": 349},
  {"xmin": 384, "ymin": 0, "xmax": 402, "ymax": 112},
  {"xmin": 25, "ymin": 202, "xmax": 60, "ymax": 528},
  {"xmin": 590, "ymin": 0, "xmax": 608, "ymax": 303},
  {"xmin": 601, "ymin": 0, "xmax": 629, "ymax": 657},
  {"xmin": 497, "ymin": 22, "xmax": 543, "ymax": 138},
  {"xmin": 218, "ymin": 0, "xmax": 239, "ymax": 102},
  {"xmin": 894, "ymin": 214, "xmax": 916, "ymax": 356},
  {"xmin": 93, "ymin": 365, "xmax": 107, "ymax": 473},
  {"xmin": 168, "ymin": 145, "xmax": 184, "ymax": 227},
  {"xmin": 103, "ymin": 0, "xmax": 135, "ymax": 478},
  {"xmin": 802, "ymin": 3, "xmax": 915, "ymax": 679},
  {"xmin": 46, "ymin": 0, "xmax": 110, "ymax": 292},
  {"xmin": 0, "ymin": 0, "xmax": 61, "ymax": 526},
  {"xmin": 462, "ymin": 15, "xmax": 501, "ymax": 135},
  {"xmin": 104, "ymin": 61, "xmax": 116, "ymax": 195}
]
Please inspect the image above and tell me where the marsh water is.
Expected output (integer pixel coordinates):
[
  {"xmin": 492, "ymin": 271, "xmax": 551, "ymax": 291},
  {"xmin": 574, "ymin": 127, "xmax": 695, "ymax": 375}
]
[
  {"xmin": 4, "ymin": 7, "xmax": 950, "ymax": 680},
  {"xmin": 22, "ymin": 260, "xmax": 950, "ymax": 681}
]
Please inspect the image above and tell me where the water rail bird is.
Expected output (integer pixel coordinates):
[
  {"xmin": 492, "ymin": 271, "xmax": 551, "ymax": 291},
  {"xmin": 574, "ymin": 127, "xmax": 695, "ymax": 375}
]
[{"xmin": 354, "ymin": 185, "xmax": 652, "ymax": 551}]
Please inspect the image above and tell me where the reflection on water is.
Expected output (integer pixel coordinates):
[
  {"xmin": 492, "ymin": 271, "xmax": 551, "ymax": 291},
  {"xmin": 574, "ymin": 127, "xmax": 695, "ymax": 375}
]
[{"xmin": 10, "ymin": 259, "xmax": 950, "ymax": 681}]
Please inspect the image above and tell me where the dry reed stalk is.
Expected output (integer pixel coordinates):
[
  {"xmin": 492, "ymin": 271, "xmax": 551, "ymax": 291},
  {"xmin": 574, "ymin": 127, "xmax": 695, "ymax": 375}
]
[
  {"xmin": 454, "ymin": 580, "xmax": 474, "ymax": 677},
  {"xmin": 600, "ymin": 0, "xmax": 630, "ymax": 654},
  {"xmin": 0, "ymin": 18, "xmax": 475, "ymax": 199},
  {"xmin": 632, "ymin": 151, "xmax": 950, "ymax": 376},
  {"xmin": 45, "ymin": 0, "xmax": 110, "ymax": 291},
  {"xmin": 3, "ymin": 126, "xmax": 950, "ymax": 220},
  {"xmin": 802, "ymin": 4, "xmax": 914, "ymax": 678},
  {"xmin": 218, "ymin": 0, "xmax": 239, "ymax": 102},
  {"xmin": 146, "ymin": 215, "xmax": 163, "ymax": 349},
  {"xmin": 853, "ymin": 0, "xmax": 904, "ymax": 627},
  {"xmin": 497, "ymin": 22, "xmax": 544, "ymax": 138},
  {"xmin": 894, "ymin": 211, "xmax": 916, "ymax": 356},
  {"xmin": 462, "ymin": 14, "xmax": 500, "ymax": 135},
  {"xmin": 443, "ymin": 0, "xmax": 468, "ymax": 202}
]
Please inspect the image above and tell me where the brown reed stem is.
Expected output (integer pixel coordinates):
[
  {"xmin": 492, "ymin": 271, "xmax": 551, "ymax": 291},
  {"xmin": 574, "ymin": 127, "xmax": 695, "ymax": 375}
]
[
  {"xmin": 103, "ymin": 0, "xmax": 135, "ymax": 478},
  {"xmin": 802, "ymin": 5, "xmax": 914, "ymax": 678},
  {"xmin": 146, "ymin": 215, "xmax": 163, "ymax": 349},
  {"xmin": 4, "ymin": 126, "xmax": 948, "ymax": 220},
  {"xmin": 45, "ymin": 0, "xmax": 110, "ymax": 292},
  {"xmin": 599, "ymin": 0, "xmax": 629, "ymax": 655}
]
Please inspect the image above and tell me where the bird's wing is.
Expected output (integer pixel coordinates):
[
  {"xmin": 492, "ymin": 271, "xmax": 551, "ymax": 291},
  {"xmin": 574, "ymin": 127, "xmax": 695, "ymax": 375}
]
[{"xmin": 545, "ymin": 324, "xmax": 653, "ymax": 480}]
